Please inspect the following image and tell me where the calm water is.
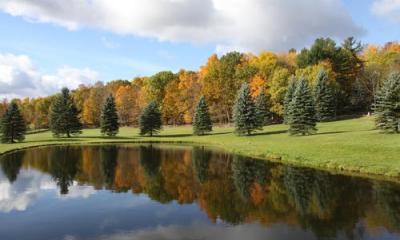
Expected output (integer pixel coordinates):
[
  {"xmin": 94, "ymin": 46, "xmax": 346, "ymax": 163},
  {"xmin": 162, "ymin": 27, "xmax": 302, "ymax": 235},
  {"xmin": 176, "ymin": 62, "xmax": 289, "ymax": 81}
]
[{"xmin": 1, "ymin": 145, "xmax": 400, "ymax": 240}]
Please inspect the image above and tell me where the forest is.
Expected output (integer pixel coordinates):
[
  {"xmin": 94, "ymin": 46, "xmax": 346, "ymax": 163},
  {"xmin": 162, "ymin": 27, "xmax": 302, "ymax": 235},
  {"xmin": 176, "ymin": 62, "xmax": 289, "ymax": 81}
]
[{"xmin": 1, "ymin": 37, "xmax": 399, "ymax": 130}]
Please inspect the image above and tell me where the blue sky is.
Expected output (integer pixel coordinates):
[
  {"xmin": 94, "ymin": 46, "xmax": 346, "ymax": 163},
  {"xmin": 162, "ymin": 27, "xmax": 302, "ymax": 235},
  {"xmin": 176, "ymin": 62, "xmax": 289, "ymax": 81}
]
[{"xmin": 0, "ymin": 0, "xmax": 399, "ymax": 98}]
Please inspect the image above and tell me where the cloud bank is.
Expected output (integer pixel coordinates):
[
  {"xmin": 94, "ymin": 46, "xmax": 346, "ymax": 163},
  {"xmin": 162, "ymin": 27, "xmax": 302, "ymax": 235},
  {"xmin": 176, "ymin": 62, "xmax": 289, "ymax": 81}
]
[
  {"xmin": 0, "ymin": 53, "xmax": 98, "ymax": 99},
  {"xmin": 0, "ymin": 0, "xmax": 365, "ymax": 52},
  {"xmin": 372, "ymin": 0, "xmax": 400, "ymax": 22}
]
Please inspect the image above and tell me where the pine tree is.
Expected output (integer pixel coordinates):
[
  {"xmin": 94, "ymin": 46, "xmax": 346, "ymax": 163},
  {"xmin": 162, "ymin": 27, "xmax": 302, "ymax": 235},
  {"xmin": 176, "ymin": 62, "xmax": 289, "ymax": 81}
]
[
  {"xmin": 283, "ymin": 78, "xmax": 297, "ymax": 124},
  {"xmin": 49, "ymin": 88, "xmax": 82, "ymax": 137},
  {"xmin": 255, "ymin": 88, "xmax": 272, "ymax": 127},
  {"xmin": 314, "ymin": 70, "xmax": 336, "ymax": 122},
  {"xmin": 139, "ymin": 101, "xmax": 162, "ymax": 136},
  {"xmin": 193, "ymin": 96, "xmax": 212, "ymax": 135},
  {"xmin": 1, "ymin": 101, "xmax": 26, "ymax": 143},
  {"xmin": 288, "ymin": 78, "xmax": 317, "ymax": 135},
  {"xmin": 233, "ymin": 83, "xmax": 259, "ymax": 135},
  {"xmin": 374, "ymin": 72, "xmax": 400, "ymax": 133},
  {"xmin": 101, "ymin": 94, "xmax": 119, "ymax": 136}
]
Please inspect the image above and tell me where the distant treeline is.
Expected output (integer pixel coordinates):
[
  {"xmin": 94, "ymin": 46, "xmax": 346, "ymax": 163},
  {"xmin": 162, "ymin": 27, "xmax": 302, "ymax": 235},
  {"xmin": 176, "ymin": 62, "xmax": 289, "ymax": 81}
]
[{"xmin": 1, "ymin": 37, "xmax": 399, "ymax": 129}]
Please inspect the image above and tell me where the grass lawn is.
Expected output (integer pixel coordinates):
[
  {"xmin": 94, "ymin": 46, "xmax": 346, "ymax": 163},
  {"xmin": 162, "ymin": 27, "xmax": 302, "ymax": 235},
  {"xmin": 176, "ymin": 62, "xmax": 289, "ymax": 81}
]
[{"xmin": 0, "ymin": 116, "xmax": 399, "ymax": 179}]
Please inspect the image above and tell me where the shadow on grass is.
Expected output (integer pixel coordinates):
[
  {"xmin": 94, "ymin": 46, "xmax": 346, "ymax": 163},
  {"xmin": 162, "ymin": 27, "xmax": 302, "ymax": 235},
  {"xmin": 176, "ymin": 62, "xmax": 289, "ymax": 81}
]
[
  {"xmin": 79, "ymin": 136, "xmax": 134, "ymax": 140},
  {"xmin": 27, "ymin": 138, "xmax": 82, "ymax": 143},
  {"xmin": 317, "ymin": 131, "xmax": 348, "ymax": 135},
  {"xmin": 156, "ymin": 131, "xmax": 232, "ymax": 138},
  {"xmin": 251, "ymin": 130, "xmax": 287, "ymax": 136}
]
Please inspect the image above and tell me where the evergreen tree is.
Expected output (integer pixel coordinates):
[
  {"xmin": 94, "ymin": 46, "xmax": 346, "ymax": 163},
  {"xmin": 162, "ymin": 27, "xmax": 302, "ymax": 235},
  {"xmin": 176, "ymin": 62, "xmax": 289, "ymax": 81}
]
[
  {"xmin": 283, "ymin": 78, "xmax": 297, "ymax": 124},
  {"xmin": 1, "ymin": 101, "xmax": 26, "ymax": 143},
  {"xmin": 101, "ymin": 94, "xmax": 119, "ymax": 136},
  {"xmin": 255, "ymin": 88, "xmax": 272, "ymax": 127},
  {"xmin": 314, "ymin": 70, "xmax": 336, "ymax": 122},
  {"xmin": 233, "ymin": 83, "xmax": 259, "ymax": 135},
  {"xmin": 288, "ymin": 78, "xmax": 317, "ymax": 135},
  {"xmin": 49, "ymin": 88, "xmax": 82, "ymax": 137},
  {"xmin": 139, "ymin": 101, "xmax": 162, "ymax": 136},
  {"xmin": 374, "ymin": 72, "xmax": 400, "ymax": 133},
  {"xmin": 192, "ymin": 96, "xmax": 212, "ymax": 135}
]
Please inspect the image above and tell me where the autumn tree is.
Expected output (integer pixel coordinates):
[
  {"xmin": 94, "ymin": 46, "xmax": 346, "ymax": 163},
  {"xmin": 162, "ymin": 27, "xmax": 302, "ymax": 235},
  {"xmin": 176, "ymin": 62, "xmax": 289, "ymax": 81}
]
[
  {"xmin": 269, "ymin": 67, "xmax": 291, "ymax": 117},
  {"xmin": 162, "ymin": 70, "xmax": 201, "ymax": 124},
  {"xmin": 1, "ymin": 101, "xmax": 26, "ymax": 143},
  {"xmin": 139, "ymin": 101, "xmax": 162, "ymax": 136},
  {"xmin": 314, "ymin": 70, "xmax": 336, "ymax": 121},
  {"xmin": 115, "ymin": 85, "xmax": 139, "ymax": 126},
  {"xmin": 82, "ymin": 82, "xmax": 106, "ymax": 127},
  {"xmin": 193, "ymin": 96, "xmax": 212, "ymax": 135},
  {"xmin": 201, "ymin": 52, "xmax": 253, "ymax": 123},
  {"xmin": 144, "ymin": 71, "xmax": 175, "ymax": 104},
  {"xmin": 374, "ymin": 72, "xmax": 400, "ymax": 133},
  {"xmin": 233, "ymin": 83, "xmax": 260, "ymax": 135},
  {"xmin": 49, "ymin": 88, "xmax": 82, "ymax": 137},
  {"xmin": 101, "ymin": 94, "xmax": 119, "ymax": 136}
]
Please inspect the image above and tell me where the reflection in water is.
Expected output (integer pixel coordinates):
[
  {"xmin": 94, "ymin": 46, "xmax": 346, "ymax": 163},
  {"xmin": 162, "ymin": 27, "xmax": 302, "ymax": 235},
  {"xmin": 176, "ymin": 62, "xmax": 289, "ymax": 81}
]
[{"xmin": 0, "ymin": 144, "xmax": 399, "ymax": 240}]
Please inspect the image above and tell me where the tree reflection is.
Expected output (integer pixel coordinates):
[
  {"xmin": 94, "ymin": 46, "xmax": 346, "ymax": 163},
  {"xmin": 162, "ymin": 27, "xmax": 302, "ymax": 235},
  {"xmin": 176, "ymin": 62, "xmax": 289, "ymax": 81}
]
[
  {"xmin": 0, "ymin": 150, "xmax": 25, "ymax": 182},
  {"xmin": 4, "ymin": 145, "xmax": 400, "ymax": 239},
  {"xmin": 48, "ymin": 146, "xmax": 81, "ymax": 194},
  {"xmin": 192, "ymin": 146, "xmax": 211, "ymax": 184},
  {"xmin": 139, "ymin": 145, "xmax": 161, "ymax": 179},
  {"xmin": 100, "ymin": 146, "xmax": 118, "ymax": 188}
]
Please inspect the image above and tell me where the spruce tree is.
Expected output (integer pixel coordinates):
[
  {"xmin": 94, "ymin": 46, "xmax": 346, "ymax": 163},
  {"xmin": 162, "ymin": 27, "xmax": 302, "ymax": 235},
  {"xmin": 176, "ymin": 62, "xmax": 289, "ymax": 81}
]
[
  {"xmin": 139, "ymin": 101, "xmax": 162, "ymax": 136},
  {"xmin": 314, "ymin": 70, "xmax": 336, "ymax": 122},
  {"xmin": 1, "ymin": 101, "xmax": 26, "ymax": 143},
  {"xmin": 374, "ymin": 72, "xmax": 400, "ymax": 133},
  {"xmin": 283, "ymin": 78, "xmax": 297, "ymax": 124},
  {"xmin": 233, "ymin": 83, "xmax": 259, "ymax": 135},
  {"xmin": 101, "ymin": 94, "xmax": 119, "ymax": 136},
  {"xmin": 255, "ymin": 88, "xmax": 272, "ymax": 127},
  {"xmin": 193, "ymin": 96, "xmax": 212, "ymax": 135},
  {"xmin": 288, "ymin": 78, "xmax": 317, "ymax": 135},
  {"xmin": 49, "ymin": 88, "xmax": 82, "ymax": 137}
]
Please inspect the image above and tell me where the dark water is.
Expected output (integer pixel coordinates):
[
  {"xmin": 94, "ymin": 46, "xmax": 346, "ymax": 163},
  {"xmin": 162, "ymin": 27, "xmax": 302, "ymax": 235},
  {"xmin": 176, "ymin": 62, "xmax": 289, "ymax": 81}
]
[{"xmin": 0, "ymin": 145, "xmax": 400, "ymax": 240}]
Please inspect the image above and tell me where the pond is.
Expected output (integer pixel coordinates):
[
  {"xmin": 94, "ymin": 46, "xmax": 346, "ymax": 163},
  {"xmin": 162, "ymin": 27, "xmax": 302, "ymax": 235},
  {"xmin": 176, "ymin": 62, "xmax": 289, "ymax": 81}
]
[{"xmin": 0, "ymin": 144, "xmax": 400, "ymax": 240}]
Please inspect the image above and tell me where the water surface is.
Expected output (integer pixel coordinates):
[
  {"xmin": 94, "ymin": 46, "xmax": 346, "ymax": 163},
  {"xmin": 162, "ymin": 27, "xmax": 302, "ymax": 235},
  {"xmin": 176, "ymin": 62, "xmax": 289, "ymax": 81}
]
[{"xmin": 0, "ymin": 144, "xmax": 400, "ymax": 240}]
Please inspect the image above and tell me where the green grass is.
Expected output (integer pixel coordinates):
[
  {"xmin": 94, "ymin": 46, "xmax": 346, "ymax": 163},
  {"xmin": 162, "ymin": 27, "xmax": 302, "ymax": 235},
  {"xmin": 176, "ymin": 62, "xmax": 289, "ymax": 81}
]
[{"xmin": 1, "ymin": 116, "xmax": 399, "ymax": 178}]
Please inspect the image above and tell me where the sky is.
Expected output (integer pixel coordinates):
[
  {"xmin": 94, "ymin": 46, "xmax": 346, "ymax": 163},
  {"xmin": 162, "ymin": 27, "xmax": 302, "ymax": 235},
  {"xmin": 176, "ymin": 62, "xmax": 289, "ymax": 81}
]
[{"xmin": 0, "ymin": 0, "xmax": 399, "ymax": 99}]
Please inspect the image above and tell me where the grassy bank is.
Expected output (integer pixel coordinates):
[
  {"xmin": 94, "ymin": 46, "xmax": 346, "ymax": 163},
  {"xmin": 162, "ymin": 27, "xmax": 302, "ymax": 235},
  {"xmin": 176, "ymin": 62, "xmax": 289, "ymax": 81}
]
[{"xmin": 0, "ymin": 116, "xmax": 399, "ymax": 178}]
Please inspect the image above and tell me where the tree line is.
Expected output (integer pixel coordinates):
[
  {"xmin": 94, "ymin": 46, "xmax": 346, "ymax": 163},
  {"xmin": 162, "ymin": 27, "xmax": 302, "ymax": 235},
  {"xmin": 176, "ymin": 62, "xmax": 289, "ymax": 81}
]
[{"xmin": 1, "ymin": 37, "xmax": 400, "ymax": 142}]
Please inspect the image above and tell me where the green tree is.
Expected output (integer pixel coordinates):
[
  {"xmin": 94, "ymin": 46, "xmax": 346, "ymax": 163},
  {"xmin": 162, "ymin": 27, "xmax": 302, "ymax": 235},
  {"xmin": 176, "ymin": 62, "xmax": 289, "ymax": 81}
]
[
  {"xmin": 49, "ymin": 88, "xmax": 82, "ymax": 137},
  {"xmin": 314, "ymin": 70, "xmax": 336, "ymax": 121},
  {"xmin": 283, "ymin": 78, "xmax": 297, "ymax": 124},
  {"xmin": 1, "ymin": 101, "xmax": 26, "ymax": 143},
  {"xmin": 232, "ymin": 83, "xmax": 259, "ymax": 135},
  {"xmin": 101, "ymin": 94, "xmax": 119, "ymax": 136},
  {"xmin": 192, "ymin": 96, "xmax": 212, "ymax": 135},
  {"xmin": 374, "ymin": 72, "xmax": 400, "ymax": 133},
  {"xmin": 255, "ymin": 88, "xmax": 272, "ymax": 127},
  {"xmin": 288, "ymin": 78, "xmax": 317, "ymax": 135},
  {"xmin": 139, "ymin": 101, "xmax": 162, "ymax": 136}
]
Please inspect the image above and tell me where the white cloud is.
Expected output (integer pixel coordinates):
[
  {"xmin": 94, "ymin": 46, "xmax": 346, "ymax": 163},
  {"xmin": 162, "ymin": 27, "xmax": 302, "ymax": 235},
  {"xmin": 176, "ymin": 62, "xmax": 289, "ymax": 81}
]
[
  {"xmin": 0, "ymin": 53, "xmax": 99, "ymax": 99},
  {"xmin": 0, "ymin": 169, "xmax": 55, "ymax": 212},
  {"xmin": 0, "ymin": 0, "xmax": 365, "ymax": 52},
  {"xmin": 372, "ymin": 0, "xmax": 400, "ymax": 22}
]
